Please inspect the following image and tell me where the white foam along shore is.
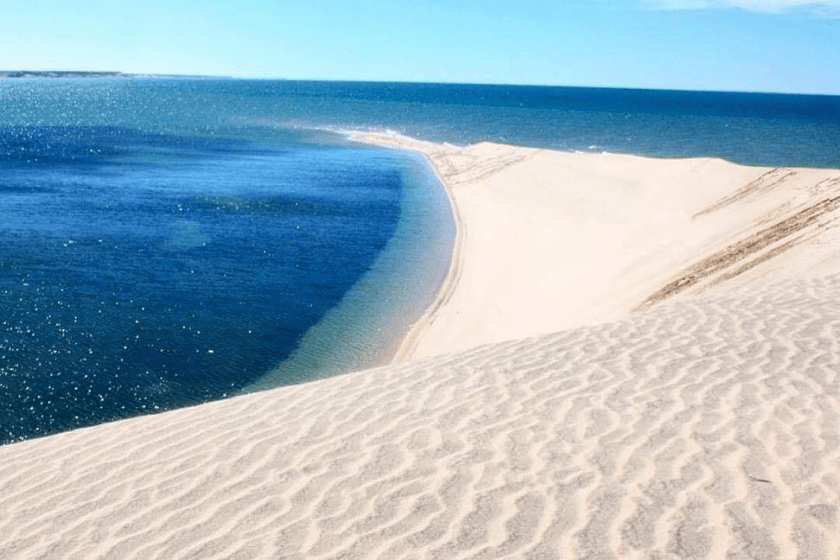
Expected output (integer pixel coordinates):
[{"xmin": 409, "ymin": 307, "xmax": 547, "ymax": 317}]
[{"xmin": 2, "ymin": 136, "xmax": 840, "ymax": 559}]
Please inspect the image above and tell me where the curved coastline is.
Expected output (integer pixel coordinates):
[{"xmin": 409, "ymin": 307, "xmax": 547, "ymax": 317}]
[
  {"xmin": 243, "ymin": 141, "xmax": 454, "ymax": 391},
  {"xmin": 392, "ymin": 156, "xmax": 464, "ymax": 362},
  {"xmin": 346, "ymin": 132, "xmax": 468, "ymax": 362}
]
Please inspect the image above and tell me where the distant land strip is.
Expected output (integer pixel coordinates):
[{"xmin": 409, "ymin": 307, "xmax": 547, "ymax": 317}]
[{"xmin": 0, "ymin": 71, "xmax": 217, "ymax": 79}]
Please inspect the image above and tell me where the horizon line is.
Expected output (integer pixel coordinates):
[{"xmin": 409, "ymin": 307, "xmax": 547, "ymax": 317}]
[{"xmin": 2, "ymin": 70, "xmax": 838, "ymax": 97}]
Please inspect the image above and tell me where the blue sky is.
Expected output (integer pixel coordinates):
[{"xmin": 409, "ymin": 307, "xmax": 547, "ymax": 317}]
[{"xmin": 2, "ymin": 0, "xmax": 839, "ymax": 94}]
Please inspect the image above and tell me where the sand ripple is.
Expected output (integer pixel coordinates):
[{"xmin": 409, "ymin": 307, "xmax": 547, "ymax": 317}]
[{"xmin": 2, "ymin": 275, "xmax": 839, "ymax": 559}]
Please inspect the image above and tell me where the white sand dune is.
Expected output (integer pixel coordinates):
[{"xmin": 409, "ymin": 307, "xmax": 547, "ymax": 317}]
[
  {"xmin": 2, "ymin": 138, "xmax": 840, "ymax": 559},
  {"xmin": 350, "ymin": 133, "xmax": 840, "ymax": 359}
]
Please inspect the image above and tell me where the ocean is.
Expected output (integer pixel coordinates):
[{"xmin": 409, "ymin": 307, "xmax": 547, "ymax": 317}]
[{"xmin": 2, "ymin": 78, "xmax": 839, "ymax": 444}]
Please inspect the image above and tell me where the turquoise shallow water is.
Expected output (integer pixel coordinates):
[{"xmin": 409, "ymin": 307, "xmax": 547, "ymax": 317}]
[{"xmin": 1, "ymin": 78, "xmax": 838, "ymax": 443}]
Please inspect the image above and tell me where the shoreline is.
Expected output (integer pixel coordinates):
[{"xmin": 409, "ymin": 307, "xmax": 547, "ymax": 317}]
[
  {"xmin": 347, "ymin": 134, "xmax": 468, "ymax": 362},
  {"xmin": 391, "ymin": 169, "xmax": 463, "ymax": 361},
  {"xmin": 243, "ymin": 144, "xmax": 454, "ymax": 391}
]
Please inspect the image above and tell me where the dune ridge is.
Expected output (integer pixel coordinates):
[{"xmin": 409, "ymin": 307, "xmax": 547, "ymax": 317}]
[{"xmin": 2, "ymin": 138, "xmax": 840, "ymax": 559}]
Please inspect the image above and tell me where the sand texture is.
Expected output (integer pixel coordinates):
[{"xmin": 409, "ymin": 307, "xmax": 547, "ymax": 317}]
[{"xmin": 2, "ymin": 139, "xmax": 840, "ymax": 559}]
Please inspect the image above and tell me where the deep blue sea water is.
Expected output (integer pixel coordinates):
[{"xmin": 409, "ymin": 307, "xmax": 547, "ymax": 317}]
[{"xmin": 2, "ymin": 79, "xmax": 839, "ymax": 444}]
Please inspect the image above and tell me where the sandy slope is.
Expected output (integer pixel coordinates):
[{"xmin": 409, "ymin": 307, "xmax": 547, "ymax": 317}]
[
  {"xmin": 1, "ymin": 277, "xmax": 838, "ymax": 559},
  {"xmin": 2, "ymin": 138, "xmax": 840, "ymax": 559},
  {"xmin": 349, "ymin": 133, "xmax": 840, "ymax": 359}
]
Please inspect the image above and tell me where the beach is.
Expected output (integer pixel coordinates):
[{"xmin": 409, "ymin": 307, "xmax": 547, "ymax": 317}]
[{"xmin": 2, "ymin": 138, "xmax": 840, "ymax": 559}]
